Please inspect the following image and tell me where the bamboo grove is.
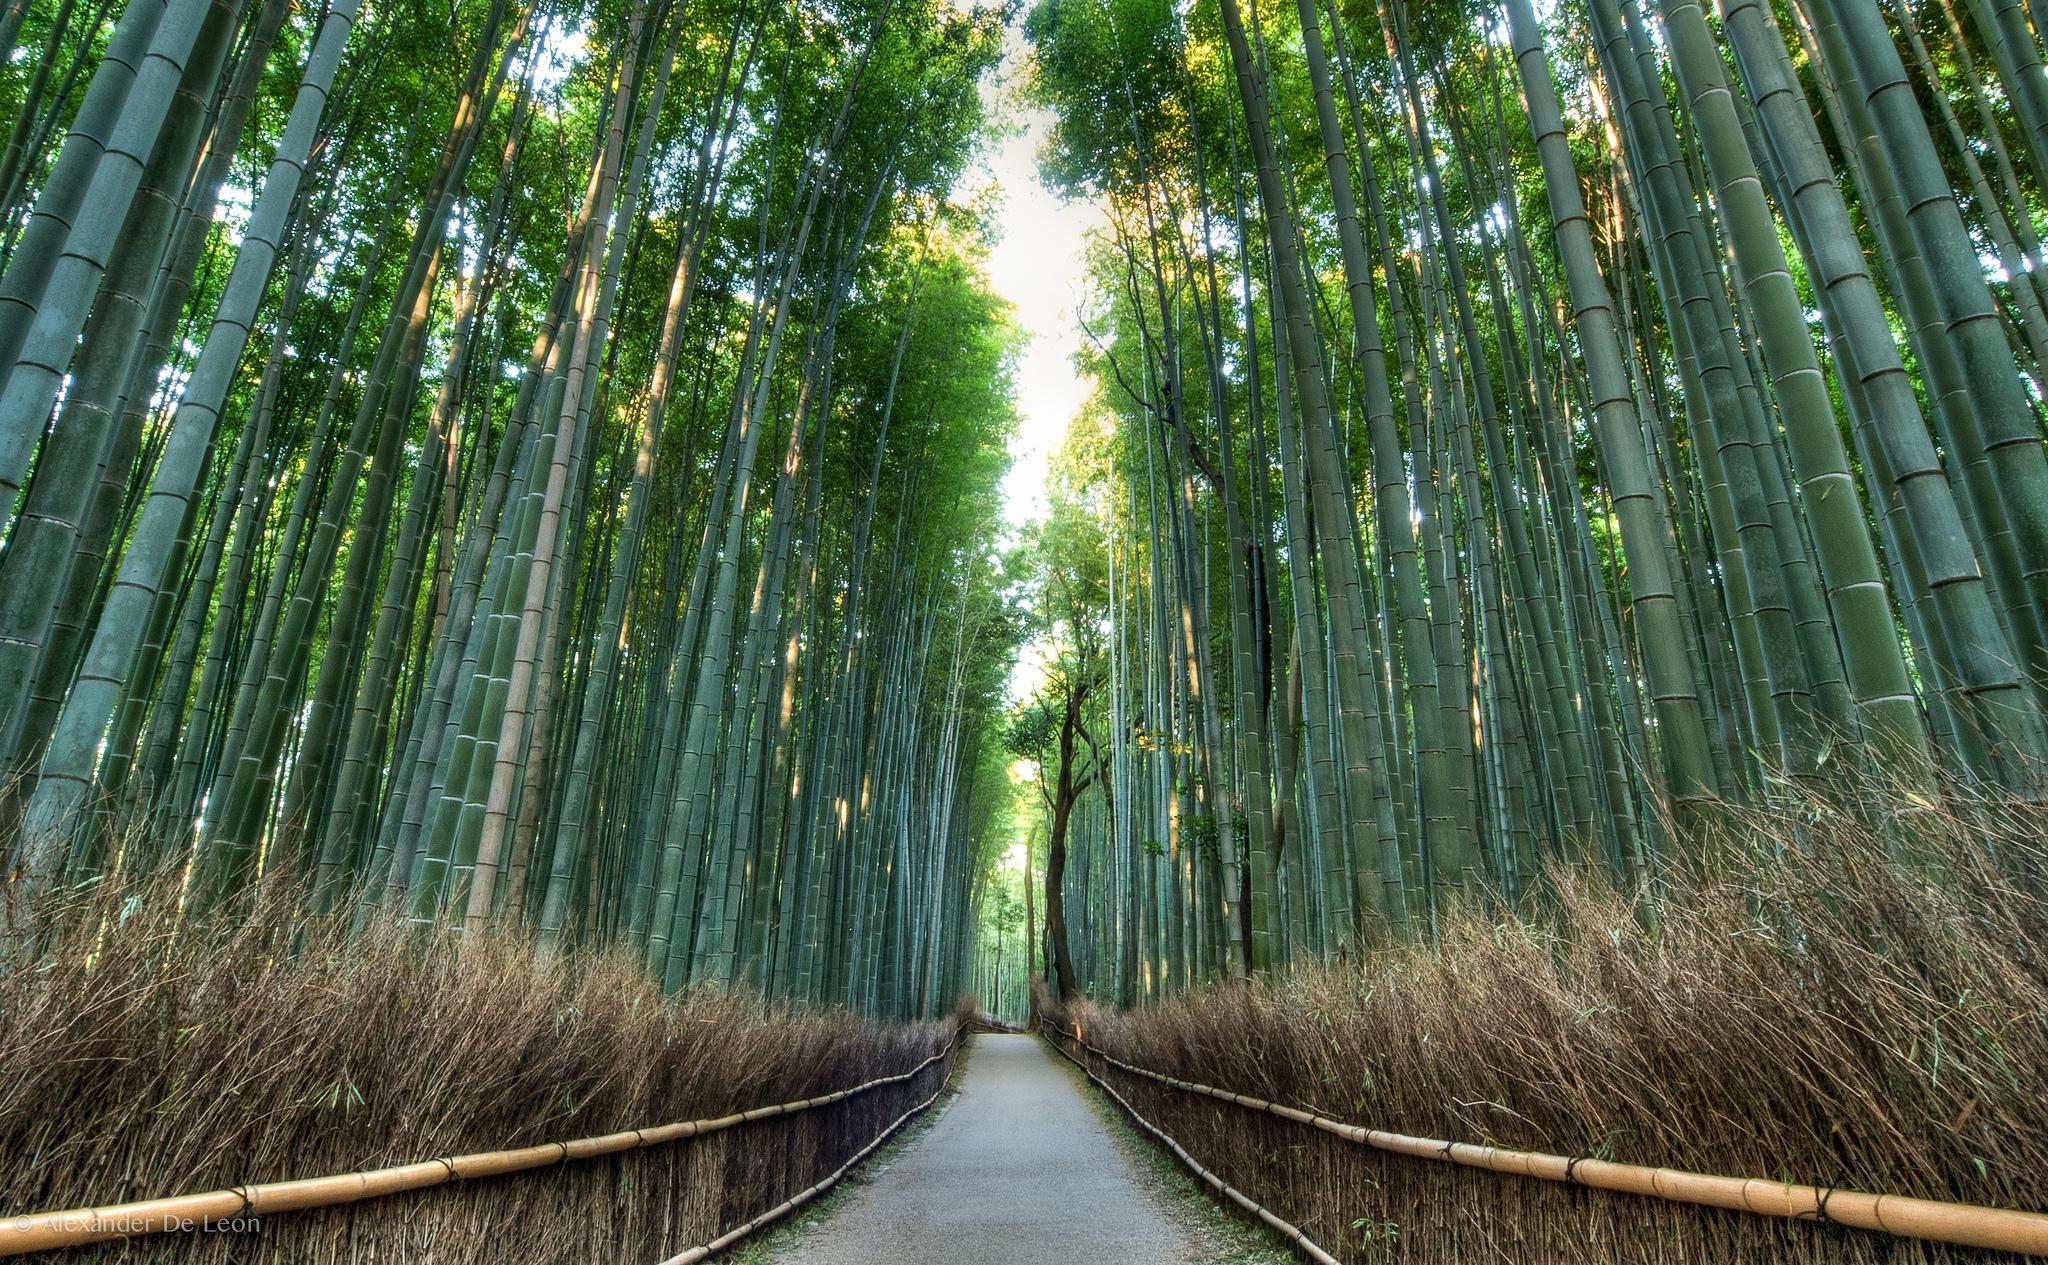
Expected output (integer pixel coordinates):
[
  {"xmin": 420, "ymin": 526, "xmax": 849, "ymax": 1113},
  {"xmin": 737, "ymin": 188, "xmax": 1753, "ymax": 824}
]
[
  {"xmin": 1012, "ymin": 0, "xmax": 2048, "ymax": 1004},
  {"xmin": 0, "ymin": 0, "xmax": 1029, "ymax": 1016}
]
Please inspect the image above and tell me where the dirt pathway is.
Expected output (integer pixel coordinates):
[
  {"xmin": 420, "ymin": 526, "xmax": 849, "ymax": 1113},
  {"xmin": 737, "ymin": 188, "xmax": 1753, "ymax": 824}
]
[{"xmin": 771, "ymin": 1033, "xmax": 1195, "ymax": 1264}]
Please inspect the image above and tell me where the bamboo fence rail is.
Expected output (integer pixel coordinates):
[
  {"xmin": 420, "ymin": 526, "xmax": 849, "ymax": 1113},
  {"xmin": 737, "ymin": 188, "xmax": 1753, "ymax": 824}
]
[
  {"xmin": 1038, "ymin": 1019, "xmax": 1341, "ymax": 1263},
  {"xmin": 1042, "ymin": 1020, "xmax": 2048, "ymax": 1257},
  {"xmin": 0, "ymin": 1027, "xmax": 963, "ymax": 1258}
]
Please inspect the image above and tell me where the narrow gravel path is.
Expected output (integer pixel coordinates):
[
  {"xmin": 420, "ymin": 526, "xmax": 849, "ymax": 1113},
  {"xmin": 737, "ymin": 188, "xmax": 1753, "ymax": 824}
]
[{"xmin": 773, "ymin": 1033, "xmax": 1195, "ymax": 1264}]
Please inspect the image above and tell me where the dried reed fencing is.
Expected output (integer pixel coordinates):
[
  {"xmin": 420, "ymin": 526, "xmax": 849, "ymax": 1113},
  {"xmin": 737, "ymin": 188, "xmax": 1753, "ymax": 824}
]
[
  {"xmin": 0, "ymin": 878, "xmax": 968, "ymax": 1263},
  {"xmin": 2, "ymin": 1030, "xmax": 961, "ymax": 1258},
  {"xmin": 1039, "ymin": 809, "xmax": 2048, "ymax": 1264},
  {"xmin": 1042, "ymin": 1018, "xmax": 2047, "ymax": 1258}
]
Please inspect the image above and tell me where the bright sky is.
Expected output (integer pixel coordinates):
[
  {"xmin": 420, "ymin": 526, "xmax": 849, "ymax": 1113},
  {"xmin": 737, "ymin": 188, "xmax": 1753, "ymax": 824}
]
[{"xmin": 958, "ymin": 25, "xmax": 1106, "ymax": 534}]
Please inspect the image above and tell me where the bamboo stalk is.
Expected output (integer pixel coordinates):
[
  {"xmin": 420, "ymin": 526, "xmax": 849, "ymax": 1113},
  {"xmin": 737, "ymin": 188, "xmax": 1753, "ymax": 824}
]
[
  {"xmin": 0, "ymin": 1029, "xmax": 961, "ymax": 1257},
  {"xmin": 1044, "ymin": 1023, "xmax": 2048, "ymax": 1256}
]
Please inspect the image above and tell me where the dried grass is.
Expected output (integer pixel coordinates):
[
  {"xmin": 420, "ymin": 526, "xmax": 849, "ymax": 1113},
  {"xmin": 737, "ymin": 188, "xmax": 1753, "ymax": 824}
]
[
  {"xmin": 0, "ymin": 875, "xmax": 963, "ymax": 1262},
  {"xmin": 1048, "ymin": 786, "xmax": 2048, "ymax": 1263}
]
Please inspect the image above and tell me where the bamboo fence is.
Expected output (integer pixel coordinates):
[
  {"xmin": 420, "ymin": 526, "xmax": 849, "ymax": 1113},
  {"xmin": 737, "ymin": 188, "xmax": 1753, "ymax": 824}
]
[
  {"xmin": 1041, "ymin": 1020, "xmax": 2048, "ymax": 1257},
  {"xmin": 0, "ymin": 1027, "xmax": 963, "ymax": 1258}
]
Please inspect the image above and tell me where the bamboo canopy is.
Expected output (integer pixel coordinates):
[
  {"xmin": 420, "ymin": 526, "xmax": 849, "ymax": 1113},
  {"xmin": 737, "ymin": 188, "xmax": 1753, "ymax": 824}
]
[{"xmin": 5, "ymin": 0, "xmax": 2048, "ymax": 1248}]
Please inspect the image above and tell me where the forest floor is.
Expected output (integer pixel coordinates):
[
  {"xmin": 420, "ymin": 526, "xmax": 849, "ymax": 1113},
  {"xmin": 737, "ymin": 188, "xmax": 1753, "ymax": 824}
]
[{"xmin": 754, "ymin": 1033, "xmax": 1287, "ymax": 1264}]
